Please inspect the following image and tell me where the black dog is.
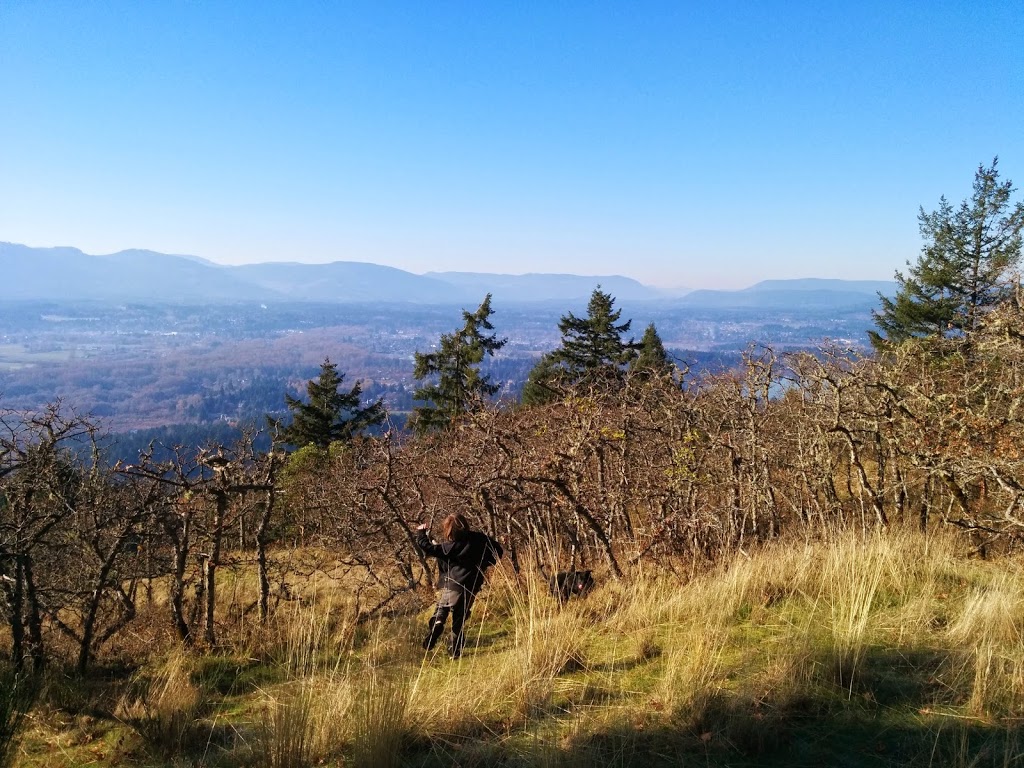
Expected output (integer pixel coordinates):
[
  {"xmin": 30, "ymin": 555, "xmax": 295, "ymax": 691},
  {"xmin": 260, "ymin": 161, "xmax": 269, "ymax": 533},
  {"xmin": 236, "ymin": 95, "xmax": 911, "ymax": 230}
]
[{"xmin": 549, "ymin": 570, "xmax": 595, "ymax": 602}]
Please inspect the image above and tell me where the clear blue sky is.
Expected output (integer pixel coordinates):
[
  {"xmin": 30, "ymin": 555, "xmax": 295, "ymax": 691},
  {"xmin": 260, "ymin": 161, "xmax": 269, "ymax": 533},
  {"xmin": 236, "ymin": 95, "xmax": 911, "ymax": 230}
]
[{"xmin": 2, "ymin": 2, "xmax": 1022, "ymax": 289}]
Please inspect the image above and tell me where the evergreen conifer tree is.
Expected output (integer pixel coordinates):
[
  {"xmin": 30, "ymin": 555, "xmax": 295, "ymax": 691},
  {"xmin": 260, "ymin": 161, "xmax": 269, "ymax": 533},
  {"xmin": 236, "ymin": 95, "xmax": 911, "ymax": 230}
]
[
  {"xmin": 409, "ymin": 294, "xmax": 507, "ymax": 434},
  {"xmin": 630, "ymin": 322, "xmax": 674, "ymax": 379},
  {"xmin": 871, "ymin": 159, "xmax": 1024, "ymax": 350},
  {"xmin": 521, "ymin": 286, "xmax": 637, "ymax": 405},
  {"xmin": 273, "ymin": 358, "xmax": 384, "ymax": 449},
  {"xmin": 520, "ymin": 352, "xmax": 562, "ymax": 407}
]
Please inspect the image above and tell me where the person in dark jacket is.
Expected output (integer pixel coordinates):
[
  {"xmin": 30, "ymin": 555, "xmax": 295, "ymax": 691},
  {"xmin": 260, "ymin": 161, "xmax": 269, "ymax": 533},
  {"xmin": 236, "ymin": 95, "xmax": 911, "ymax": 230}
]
[{"xmin": 416, "ymin": 513, "xmax": 503, "ymax": 658}]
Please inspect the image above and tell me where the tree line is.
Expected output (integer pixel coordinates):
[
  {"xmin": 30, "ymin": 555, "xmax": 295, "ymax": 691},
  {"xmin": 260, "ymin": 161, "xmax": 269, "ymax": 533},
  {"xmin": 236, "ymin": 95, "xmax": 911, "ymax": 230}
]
[{"xmin": 1, "ymin": 159, "xmax": 1022, "ymax": 673}]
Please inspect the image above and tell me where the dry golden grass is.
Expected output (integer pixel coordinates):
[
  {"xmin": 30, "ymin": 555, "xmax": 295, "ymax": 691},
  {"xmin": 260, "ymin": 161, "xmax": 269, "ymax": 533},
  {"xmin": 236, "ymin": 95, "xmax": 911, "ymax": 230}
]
[
  {"xmin": 946, "ymin": 572, "xmax": 1024, "ymax": 718},
  {"xmin": 351, "ymin": 669, "xmax": 410, "ymax": 768},
  {"xmin": 251, "ymin": 590, "xmax": 357, "ymax": 767},
  {"xmin": 13, "ymin": 527, "xmax": 1024, "ymax": 766},
  {"xmin": 657, "ymin": 622, "xmax": 727, "ymax": 720},
  {"xmin": 0, "ymin": 668, "xmax": 36, "ymax": 768},
  {"xmin": 113, "ymin": 648, "xmax": 205, "ymax": 757}
]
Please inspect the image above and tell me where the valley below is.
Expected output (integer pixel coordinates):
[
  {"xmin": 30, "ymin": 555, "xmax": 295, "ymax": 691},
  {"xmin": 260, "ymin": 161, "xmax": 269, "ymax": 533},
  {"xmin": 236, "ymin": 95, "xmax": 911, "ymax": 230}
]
[{"xmin": 0, "ymin": 297, "xmax": 876, "ymax": 439}]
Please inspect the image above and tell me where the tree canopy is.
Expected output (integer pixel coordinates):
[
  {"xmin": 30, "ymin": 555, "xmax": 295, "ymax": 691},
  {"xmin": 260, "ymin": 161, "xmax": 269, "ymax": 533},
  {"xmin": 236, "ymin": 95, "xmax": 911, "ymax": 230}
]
[
  {"xmin": 630, "ymin": 322, "xmax": 674, "ymax": 379},
  {"xmin": 521, "ymin": 286, "xmax": 637, "ymax": 405},
  {"xmin": 272, "ymin": 358, "xmax": 384, "ymax": 449},
  {"xmin": 871, "ymin": 158, "xmax": 1024, "ymax": 351},
  {"xmin": 409, "ymin": 294, "xmax": 507, "ymax": 434}
]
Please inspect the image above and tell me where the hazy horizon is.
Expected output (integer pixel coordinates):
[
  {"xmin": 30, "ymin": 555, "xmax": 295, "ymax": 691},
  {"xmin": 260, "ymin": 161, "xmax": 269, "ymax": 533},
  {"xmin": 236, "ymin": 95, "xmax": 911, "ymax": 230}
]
[
  {"xmin": 0, "ymin": 240, "xmax": 903, "ymax": 295},
  {"xmin": 2, "ymin": 4, "xmax": 1021, "ymax": 290}
]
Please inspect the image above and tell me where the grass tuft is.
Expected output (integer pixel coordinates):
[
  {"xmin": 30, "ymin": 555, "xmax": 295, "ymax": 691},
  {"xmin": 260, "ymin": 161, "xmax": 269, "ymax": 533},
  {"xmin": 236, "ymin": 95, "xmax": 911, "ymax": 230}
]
[
  {"xmin": 114, "ymin": 648, "xmax": 206, "ymax": 757},
  {"xmin": 0, "ymin": 666, "xmax": 37, "ymax": 768},
  {"xmin": 351, "ymin": 669, "xmax": 410, "ymax": 768}
]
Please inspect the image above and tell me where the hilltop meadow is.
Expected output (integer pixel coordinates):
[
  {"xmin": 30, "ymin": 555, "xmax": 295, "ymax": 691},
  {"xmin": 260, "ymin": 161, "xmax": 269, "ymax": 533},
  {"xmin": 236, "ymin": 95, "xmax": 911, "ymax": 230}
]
[{"xmin": 6, "ymin": 530, "xmax": 1023, "ymax": 768}]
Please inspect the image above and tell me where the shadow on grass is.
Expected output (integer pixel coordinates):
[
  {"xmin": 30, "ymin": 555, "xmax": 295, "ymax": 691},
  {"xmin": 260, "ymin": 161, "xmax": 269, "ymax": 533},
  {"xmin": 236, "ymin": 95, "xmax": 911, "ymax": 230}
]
[
  {"xmin": 557, "ymin": 710, "xmax": 1023, "ymax": 768},
  {"xmin": 192, "ymin": 654, "xmax": 287, "ymax": 697},
  {"xmin": 844, "ymin": 647, "xmax": 961, "ymax": 709},
  {"xmin": 585, "ymin": 656, "xmax": 654, "ymax": 675},
  {"xmin": 402, "ymin": 643, "xmax": 1021, "ymax": 768}
]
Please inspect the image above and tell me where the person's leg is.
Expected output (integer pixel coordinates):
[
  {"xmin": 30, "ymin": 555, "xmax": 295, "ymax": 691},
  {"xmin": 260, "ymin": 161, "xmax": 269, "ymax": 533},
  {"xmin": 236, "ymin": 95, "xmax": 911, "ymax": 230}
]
[
  {"xmin": 449, "ymin": 593, "xmax": 474, "ymax": 658},
  {"xmin": 423, "ymin": 603, "xmax": 450, "ymax": 651}
]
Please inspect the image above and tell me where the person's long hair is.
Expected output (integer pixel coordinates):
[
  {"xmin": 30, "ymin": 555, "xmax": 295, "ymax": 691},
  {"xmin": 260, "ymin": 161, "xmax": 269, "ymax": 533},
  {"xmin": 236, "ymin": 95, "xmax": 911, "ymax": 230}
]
[{"xmin": 442, "ymin": 513, "xmax": 470, "ymax": 542}]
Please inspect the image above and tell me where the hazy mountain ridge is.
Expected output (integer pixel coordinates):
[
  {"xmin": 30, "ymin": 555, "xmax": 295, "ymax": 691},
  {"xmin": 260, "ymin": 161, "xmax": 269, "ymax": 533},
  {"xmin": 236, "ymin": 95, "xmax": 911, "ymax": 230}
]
[
  {"xmin": 745, "ymin": 278, "xmax": 896, "ymax": 294},
  {"xmin": 2, "ymin": 243, "xmax": 269, "ymax": 301},
  {"xmin": 681, "ymin": 278, "xmax": 897, "ymax": 309},
  {"xmin": 232, "ymin": 261, "xmax": 462, "ymax": 303},
  {"xmin": 3, "ymin": 242, "xmax": 895, "ymax": 306},
  {"xmin": 423, "ymin": 271, "xmax": 663, "ymax": 302}
]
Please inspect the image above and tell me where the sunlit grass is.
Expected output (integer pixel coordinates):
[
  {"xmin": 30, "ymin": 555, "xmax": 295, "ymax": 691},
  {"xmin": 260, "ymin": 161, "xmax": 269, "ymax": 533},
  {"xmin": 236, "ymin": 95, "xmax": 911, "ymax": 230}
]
[
  {"xmin": 11, "ymin": 528, "xmax": 1024, "ymax": 766},
  {"xmin": 113, "ymin": 648, "xmax": 206, "ymax": 758}
]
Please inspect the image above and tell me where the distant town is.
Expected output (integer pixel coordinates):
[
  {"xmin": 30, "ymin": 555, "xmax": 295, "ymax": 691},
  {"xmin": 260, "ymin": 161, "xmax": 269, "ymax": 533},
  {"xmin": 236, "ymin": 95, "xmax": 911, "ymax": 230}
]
[{"xmin": 0, "ymin": 291, "xmax": 882, "ymax": 445}]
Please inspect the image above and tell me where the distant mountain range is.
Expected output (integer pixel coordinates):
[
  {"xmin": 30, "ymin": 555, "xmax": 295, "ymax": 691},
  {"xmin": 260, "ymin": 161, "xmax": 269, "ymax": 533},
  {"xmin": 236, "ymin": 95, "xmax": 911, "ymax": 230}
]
[
  {"xmin": 680, "ymin": 278, "xmax": 897, "ymax": 310},
  {"xmin": 1, "ymin": 242, "xmax": 895, "ymax": 308}
]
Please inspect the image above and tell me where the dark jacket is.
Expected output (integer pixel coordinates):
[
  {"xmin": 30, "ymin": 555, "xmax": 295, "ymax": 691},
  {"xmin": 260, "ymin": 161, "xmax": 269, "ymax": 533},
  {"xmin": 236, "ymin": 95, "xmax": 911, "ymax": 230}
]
[{"xmin": 417, "ymin": 528, "xmax": 503, "ymax": 595}]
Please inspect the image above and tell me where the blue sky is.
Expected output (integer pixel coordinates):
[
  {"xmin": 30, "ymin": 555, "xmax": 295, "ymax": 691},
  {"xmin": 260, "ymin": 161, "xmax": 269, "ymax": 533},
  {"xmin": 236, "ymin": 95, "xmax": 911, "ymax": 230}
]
[{"xmin": 2, "ymin": 2, "xmax": 1021, "ymax": 289}]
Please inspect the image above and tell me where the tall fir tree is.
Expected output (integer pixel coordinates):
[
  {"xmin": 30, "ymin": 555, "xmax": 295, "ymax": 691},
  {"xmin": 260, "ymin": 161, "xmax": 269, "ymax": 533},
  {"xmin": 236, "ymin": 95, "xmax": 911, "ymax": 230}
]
[
  {"xmin": 409, "ymin": 294, "xmax": 507, "ymax": 434},
  {"xmin": 521, "ymin": 286, "xmax": 637, "ymax": 405},
  {"xmin": 629, "ymin": 322, "xmax": 674, "ymax": 379},
  {"xmin": 871, "ymin": 159, "xmax": 1024, "ymax": 351},
  {"xmin": 272, "ymin": 358, "xmax": 384, "ymax": 449}
]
